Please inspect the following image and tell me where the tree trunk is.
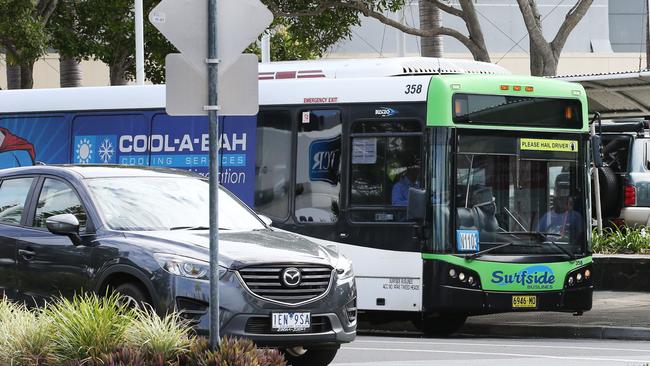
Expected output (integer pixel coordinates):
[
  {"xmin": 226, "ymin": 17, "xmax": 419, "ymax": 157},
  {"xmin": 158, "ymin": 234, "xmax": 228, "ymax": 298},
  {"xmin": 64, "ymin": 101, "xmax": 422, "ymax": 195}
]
[
  {"xmin": 19, "ymin": 61, "xmax": 34, "ymax": 89},
  {"xmin": 647, "ymin": 1, "xmax": 650, "ymax": 70},
  {"xmin": 419, "ymin": 1, "xmax": 443, "ymax": 57},
  {"xmin": 6, "ymin": 64, "xmax": 21, "ymax": 90},
  {"xmin": 59, "ymin": 56, "xmax": 82, "ymax": 88},
  {"xmin": 109, "ymin": 62, "xmax": 129, "ymax": 86}
]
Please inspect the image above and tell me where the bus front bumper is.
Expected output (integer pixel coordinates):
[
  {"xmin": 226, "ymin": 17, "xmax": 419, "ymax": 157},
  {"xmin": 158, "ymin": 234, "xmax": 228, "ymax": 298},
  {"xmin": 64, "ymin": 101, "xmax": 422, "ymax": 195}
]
[{"xmin": 429, "ymin": 284, "xmax": 593, "ymax": 315}]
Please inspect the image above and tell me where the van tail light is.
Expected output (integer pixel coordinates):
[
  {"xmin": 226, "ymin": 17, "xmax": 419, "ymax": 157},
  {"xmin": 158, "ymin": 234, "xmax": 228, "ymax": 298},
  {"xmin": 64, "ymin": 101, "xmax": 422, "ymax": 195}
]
[{"xmin": 624, "ymin": 185, "xmax": 637, "ymax": 206}]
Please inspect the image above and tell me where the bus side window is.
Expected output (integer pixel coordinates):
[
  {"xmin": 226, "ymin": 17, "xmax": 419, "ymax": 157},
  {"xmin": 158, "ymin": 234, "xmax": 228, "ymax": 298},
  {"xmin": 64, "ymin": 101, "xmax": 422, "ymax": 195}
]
[{"xmin": 349, "ymin": 120, "xmax": 423, "ymax": 222}]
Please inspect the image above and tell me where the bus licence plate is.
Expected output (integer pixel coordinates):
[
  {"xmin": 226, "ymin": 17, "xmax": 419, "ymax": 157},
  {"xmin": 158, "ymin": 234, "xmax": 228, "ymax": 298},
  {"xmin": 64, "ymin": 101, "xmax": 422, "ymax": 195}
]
[
  {"xmin": 512, "ymin": 295, "xmax": 537, "ymax": 309},
  {"xmin": 271, "ymin": 312, "xmax": 311, "ymax": 332}
]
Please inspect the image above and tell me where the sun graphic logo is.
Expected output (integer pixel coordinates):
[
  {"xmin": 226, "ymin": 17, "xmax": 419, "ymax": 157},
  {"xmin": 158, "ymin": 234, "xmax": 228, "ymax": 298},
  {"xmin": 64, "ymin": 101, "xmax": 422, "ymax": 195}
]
[
  {"xmin": 75, "ymin": 138, "xmax": 94, "ymax": 164},
  {"xmin": 98, "ymin": 138, "xmax": 115, "ymax": 163}
]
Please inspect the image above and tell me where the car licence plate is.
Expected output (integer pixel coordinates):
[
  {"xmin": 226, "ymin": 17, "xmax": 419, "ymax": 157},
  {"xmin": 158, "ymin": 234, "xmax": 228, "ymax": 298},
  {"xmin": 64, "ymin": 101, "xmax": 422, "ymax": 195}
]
[
  {"xmin": 271, "ymin": 312, "xmax": 311, "ymax": 332},
  {"xmin": 512, "ymin": 295, "xmax": 537, "ymax": 309}
]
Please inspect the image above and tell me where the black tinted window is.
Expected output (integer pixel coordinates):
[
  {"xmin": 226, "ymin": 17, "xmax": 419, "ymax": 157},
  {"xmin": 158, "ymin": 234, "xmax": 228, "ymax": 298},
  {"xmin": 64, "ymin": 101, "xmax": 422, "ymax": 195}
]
[
  {"xmin": 453, "ymin": 94, "xmax": 583, "ymax": 129},
  {"xmin": 0, "ymin": 178, "xmax": 33, "ymax": 225},
  {"xmin": 34, "ymin": 179, "xmax": 87, "ymax": 231}
]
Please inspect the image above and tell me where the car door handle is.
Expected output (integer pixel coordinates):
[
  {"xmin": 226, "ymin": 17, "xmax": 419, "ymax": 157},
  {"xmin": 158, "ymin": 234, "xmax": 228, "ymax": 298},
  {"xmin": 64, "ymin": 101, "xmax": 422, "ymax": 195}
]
[{"xmin": 18, "ymin": 249, "xmax": 36, "ymax": 260}]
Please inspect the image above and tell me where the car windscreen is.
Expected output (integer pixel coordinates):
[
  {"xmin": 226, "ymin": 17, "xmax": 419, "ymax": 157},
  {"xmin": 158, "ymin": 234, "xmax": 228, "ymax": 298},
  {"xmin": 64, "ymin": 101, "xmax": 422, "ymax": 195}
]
[{"xmin": 85, "ymin": 177, "xmax": 265, "ymax": 231}]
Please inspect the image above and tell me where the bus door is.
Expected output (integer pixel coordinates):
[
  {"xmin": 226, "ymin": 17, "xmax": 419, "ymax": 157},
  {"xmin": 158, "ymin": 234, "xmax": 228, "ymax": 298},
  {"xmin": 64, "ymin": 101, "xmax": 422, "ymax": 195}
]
[
  {"xmin": 254, "ymin": 107, "xmax": 345, "ymax": 242},
  {"xmin": 342, "ymin": 103, "xmax": 426, "ymax": 312}
]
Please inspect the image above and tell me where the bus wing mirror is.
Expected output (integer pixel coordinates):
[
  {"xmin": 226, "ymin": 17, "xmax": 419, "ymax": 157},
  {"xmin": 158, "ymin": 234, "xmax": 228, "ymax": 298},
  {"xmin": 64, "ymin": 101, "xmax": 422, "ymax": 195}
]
[
  {"xmin": 590, "ymin": 134, "xmax": 603, "ymax": 168},
  {"xmin": 407, "ymin": 187, "xmax": 428, "ymax": 222}
]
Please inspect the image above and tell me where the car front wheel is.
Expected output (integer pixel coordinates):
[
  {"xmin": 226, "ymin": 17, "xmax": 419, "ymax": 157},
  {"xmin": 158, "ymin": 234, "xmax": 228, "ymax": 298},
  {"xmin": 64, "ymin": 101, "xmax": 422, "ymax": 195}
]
[
  {"xmin": 113, "ymin": 282, "xmax": 151, "ymax": 310},
  {"xmin": 283, "ymin": 346, "xmax": 338, "ymax": 366}
]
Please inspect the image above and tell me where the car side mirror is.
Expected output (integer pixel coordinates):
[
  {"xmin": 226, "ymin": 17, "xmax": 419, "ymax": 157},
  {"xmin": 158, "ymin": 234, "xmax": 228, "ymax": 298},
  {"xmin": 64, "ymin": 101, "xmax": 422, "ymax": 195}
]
[
  {"xmin": 46, "ymin": 214, "xmax": 82, "ymax": 245},
  {"xmin": 407, "ymin": 187, "xmax": 428, "ymax": 222},
  {"xmin": 590, "ymin": 134, "xmax": 603, "ymax": 168},
  {"xmin": 258, "ymin": 214, "xmax": 273, "ymax": 227}
]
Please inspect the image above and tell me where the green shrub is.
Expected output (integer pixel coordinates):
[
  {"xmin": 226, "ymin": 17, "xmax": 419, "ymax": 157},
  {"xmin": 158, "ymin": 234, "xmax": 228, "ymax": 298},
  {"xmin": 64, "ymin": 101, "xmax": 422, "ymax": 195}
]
[
  {"xmin": 592, "ymin": 225, "xmax": 650, "ymax": 254},
  {"xmin": 125, "ymin": 308, "xmax": 193, "ymax": 363},
  {"xmin": 0, "ymin": 298, "xmax": 55, "ymax": 365},
  {"xmin": 46, "ymin": 293, "xmax": 135, "ymax": 363}
]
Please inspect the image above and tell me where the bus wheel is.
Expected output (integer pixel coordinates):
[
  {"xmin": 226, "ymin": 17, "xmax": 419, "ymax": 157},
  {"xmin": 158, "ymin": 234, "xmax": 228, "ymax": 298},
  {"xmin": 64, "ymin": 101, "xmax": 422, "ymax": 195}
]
[
  {"xmin": 283, "ymin": 346, "xmax": 338, "ymax": 366},
  {"xmin": 417, "ymin": 314, "xmax": 467, "ymax": 337}
]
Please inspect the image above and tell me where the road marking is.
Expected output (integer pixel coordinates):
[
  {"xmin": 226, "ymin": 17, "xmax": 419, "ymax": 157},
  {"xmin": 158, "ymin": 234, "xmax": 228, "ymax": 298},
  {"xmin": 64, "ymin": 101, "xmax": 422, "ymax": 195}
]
[
  {"xmin": 341, "ymin": 346, "xmax": 650, "ymax": 363},
  {"xmin": 352, "ymin": 339, "xmax": 650, "ymax": 353}
]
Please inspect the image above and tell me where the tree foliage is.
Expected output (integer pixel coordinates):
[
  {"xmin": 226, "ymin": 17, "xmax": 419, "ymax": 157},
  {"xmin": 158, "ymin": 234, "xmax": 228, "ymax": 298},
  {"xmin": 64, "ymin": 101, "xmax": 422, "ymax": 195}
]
[
  {"xmin": 48, "ymin": 0, "xmax": 175, "ymax": 85},
  {"xmin": 0, "ymin": 0, "xmax": 58, "ymax": 88}
]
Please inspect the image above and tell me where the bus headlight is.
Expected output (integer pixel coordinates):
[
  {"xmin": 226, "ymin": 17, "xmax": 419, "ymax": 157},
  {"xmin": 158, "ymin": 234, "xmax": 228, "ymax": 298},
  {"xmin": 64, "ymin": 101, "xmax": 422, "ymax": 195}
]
[
  {"xmin": 446, "ymin": 265, "xmax": 481, "ymax": 289},
  {"xmin": 565, "ymin": 264, "xmax": 593, "ymax": 289}
]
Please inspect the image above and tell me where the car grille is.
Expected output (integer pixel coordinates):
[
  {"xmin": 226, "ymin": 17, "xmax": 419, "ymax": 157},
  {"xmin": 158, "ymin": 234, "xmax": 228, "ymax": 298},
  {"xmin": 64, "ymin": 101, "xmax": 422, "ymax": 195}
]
[
  {"xmin": 245, "ymin": 315, "xmax": 332, "ymax": 334},
  {"xmin": 237, "ymin": 265, "xmax": 333, "ymax": 304}
]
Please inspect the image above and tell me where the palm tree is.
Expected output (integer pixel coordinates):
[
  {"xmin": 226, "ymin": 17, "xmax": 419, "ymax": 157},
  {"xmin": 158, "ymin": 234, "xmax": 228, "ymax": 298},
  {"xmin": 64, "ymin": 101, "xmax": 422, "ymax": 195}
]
[{"xmin": 419, "ymin": 1, "xmax": 443, "ymax": 57}]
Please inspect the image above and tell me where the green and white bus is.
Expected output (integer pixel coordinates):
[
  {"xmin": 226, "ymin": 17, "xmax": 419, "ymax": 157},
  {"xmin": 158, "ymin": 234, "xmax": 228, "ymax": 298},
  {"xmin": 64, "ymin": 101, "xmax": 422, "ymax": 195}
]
[{"xmin": 255, "ymin": 58, "xmax": 593, "ymax": 335}]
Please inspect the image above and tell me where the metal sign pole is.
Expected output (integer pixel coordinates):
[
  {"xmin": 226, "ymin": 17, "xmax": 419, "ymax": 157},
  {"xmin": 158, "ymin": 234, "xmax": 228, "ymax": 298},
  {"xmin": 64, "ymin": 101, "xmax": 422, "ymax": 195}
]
[{"xmin": 207, "ymin": 0, "xmax": 221, "ymax": 349}]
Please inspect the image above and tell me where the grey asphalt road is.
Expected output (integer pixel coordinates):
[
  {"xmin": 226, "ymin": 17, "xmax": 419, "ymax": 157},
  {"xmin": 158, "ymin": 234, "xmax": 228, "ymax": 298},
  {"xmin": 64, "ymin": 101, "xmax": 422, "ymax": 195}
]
[{"xmin": 331, "ymin": 336, "xmax": 650, "ymax": 365}]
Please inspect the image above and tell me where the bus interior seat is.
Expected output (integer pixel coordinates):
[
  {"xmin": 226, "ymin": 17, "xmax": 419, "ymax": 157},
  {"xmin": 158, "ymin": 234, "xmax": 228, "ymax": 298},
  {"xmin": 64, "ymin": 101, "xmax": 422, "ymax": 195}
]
[{"xmin": 456, "ymin": 186, "xmax": 499, "ymax": 241}]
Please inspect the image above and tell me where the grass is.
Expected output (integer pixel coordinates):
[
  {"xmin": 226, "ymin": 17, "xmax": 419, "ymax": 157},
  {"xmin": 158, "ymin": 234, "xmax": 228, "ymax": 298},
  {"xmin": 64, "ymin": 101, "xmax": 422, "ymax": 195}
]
[
  {"xmin": 0, "ymin": 300, "xmax": 54, "ymax": 365},
  {"xmin": 124, "ymin": 308, "xmax": 193, "ymax": 362},
  {"xmin": 45, "ymin": 293, "xmax": 135, "ymax": 363}
]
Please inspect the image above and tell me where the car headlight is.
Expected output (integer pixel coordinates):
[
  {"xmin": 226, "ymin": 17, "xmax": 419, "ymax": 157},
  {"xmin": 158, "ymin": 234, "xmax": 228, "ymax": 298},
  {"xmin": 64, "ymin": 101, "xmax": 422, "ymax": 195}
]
[
  {"xmin": 336, "ymin": 255, "xmax": 354, "ymax": 280},
  {"xmin": 153, "ymin": 253, "xmax": 225, "ymax": 280}
]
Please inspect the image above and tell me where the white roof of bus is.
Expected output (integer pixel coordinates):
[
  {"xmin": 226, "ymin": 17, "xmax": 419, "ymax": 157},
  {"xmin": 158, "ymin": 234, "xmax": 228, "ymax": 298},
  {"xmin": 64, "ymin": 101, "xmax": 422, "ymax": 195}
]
[
  {"xmin": 258, "ymin": 57, "xmax": 510, "ymax": 79},
  {"xmin": 0, "ymin": 58, "xmax": 510, "ymax": 114}
]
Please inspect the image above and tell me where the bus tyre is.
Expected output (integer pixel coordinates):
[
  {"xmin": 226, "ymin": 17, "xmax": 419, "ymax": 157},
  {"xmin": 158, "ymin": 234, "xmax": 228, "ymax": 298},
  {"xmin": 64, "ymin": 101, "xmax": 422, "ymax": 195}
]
[
  {"xmin": 418, "ymin": 314, "xmax": 467, "ymax": 337},
  {"xmin": 283, "ymin": 347, "xmax": 338, "ymax": 366},
  {"xmin": 594, "ymin": 166, "xmax": 619, "ymax": 219}
]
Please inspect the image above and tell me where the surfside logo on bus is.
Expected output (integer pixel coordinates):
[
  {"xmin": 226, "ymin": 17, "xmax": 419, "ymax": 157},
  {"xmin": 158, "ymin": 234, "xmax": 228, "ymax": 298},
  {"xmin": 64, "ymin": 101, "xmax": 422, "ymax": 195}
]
[{"xmin": 491, "ymin": 265, "xmax": 556, "ymax": 290}]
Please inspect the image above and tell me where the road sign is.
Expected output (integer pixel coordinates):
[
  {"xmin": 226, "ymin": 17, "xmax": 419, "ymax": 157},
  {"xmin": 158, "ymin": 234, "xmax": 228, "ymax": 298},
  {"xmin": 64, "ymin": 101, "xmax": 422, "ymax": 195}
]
[
  {"xmin": 165, "ymin": 53, "xmax": 260, "ymax": 116},
  {"xmin": 149, "ymin": 0, "xmax": 273, "ymax": 74}
]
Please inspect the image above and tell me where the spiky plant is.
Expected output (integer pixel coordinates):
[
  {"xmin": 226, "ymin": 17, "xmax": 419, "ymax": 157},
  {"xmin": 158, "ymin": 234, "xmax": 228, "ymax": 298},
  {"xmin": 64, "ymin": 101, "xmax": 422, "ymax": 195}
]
[
  {"xmin": 0, "ymin": 299, "xmax": 55, "ymax": 365},
  {"xmin": 125, "ymin": 308, "xmax": 193, "ymax": 363},
  {"xmin": 46, "ymin": 293, "xmax": 135, "ymax": 363}
]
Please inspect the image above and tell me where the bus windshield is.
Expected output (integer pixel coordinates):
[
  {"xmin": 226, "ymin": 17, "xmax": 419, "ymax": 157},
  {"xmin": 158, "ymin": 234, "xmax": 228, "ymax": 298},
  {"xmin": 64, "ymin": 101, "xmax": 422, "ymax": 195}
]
[{"xmin": 454, "ymin": 133, "xmax": 587, "ymax": 257}]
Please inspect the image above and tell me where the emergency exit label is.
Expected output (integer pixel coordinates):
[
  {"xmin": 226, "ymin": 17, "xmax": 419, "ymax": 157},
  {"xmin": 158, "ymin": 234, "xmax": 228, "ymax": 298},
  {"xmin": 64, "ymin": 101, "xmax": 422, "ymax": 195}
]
[{"xmin": 520, "ymin": 138, "xmax": 578, "ymax": 153}]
